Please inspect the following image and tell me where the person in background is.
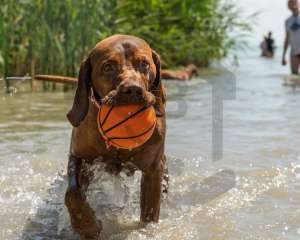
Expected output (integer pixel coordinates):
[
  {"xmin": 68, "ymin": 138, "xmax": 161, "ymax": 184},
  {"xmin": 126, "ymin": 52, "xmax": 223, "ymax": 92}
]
[
  {"xmin": 261, "ymin": 32, "xmax": 276, "ymax": 58},
  {"xmin": 282, "ymin": 0, "xmax": 300, "ymax": 74}
]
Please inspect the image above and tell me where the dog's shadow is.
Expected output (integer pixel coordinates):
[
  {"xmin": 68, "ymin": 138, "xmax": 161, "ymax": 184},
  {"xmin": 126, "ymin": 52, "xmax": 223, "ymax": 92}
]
[{"xmin": 20, "ymin": 161, "xmax": 236, "ymax": 240}]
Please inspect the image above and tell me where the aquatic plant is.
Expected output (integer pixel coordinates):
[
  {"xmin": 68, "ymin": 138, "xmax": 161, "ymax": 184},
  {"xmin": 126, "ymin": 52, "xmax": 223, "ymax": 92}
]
[{"xmin": 0, "ymin": 0, "xmax": 249, "ymax": 78}]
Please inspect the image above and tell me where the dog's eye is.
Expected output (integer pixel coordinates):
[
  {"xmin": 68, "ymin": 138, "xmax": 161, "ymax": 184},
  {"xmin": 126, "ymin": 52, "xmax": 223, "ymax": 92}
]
[
  {"xmin": 139, "ymin": 60, "xmax": 150, "ymax": 71},
  {"xmin": 102, "ymin": 63, "xmax": 114, "ymax": 73}
]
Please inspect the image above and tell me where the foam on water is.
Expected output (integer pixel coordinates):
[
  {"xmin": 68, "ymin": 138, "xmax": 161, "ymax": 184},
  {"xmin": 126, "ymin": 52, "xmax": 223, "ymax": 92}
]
[{"xmin": 1, "ymin": 149, "xmax": 300, "ymax": 239}]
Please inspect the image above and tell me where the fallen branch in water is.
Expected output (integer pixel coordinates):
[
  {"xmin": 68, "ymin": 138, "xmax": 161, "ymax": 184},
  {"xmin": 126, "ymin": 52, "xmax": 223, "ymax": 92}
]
[
  {"xmin": 34, "ymin": 75, "xmax": 77, "ymax": 85},
  {"xmin": 33, "ymin": 65, "xmax": 200, "ymax": 85},
  {"xmin": 161, "ymin": 64, "xmax": 199, "ymax": 81},
  {"xmin": 0, "ymin": 76, "xmax": 32, "ymax": 81}
]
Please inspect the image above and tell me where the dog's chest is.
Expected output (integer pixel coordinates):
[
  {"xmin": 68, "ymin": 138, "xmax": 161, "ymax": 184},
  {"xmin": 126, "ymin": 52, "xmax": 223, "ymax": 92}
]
[{"xmin": 94, "ymin": 149, "xmax": 140, "ymax": 177}]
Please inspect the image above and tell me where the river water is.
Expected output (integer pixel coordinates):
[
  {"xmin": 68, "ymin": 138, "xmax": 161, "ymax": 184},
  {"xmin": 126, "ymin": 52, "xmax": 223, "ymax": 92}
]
[{"xmin": 1, "ymin": 48, "xmax": 300, "ymax": 240}]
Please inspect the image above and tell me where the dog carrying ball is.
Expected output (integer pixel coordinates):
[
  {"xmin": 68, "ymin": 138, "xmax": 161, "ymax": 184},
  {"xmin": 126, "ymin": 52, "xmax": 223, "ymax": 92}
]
[{"xmin": 97, "ymin": 104, "xmax": 156, "ymax": 149}]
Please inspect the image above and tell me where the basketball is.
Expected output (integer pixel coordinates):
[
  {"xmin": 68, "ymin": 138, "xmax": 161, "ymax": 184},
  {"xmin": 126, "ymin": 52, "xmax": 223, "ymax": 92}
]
[{"xmin": 97, "ymin": 104, "xmax": 156, "ymax": 149}]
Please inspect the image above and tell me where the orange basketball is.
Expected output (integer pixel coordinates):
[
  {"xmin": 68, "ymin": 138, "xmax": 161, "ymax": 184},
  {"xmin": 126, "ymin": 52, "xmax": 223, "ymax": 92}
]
[{"xmin": 97, "ymin": 104, "xmax": 156, "ymax": 149}]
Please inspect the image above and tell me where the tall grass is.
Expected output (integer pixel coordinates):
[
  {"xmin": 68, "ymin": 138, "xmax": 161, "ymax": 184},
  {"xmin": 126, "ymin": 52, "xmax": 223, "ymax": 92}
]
[{"xmin": 0, "ymin": 0, "xmax": 249, "ymax": 78}]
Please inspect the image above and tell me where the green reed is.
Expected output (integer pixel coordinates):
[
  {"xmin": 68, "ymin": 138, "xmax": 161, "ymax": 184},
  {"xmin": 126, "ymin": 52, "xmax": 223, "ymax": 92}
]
[{"xmin": 0, "ymin": 0, "xmax": 250, "ymax": 78}]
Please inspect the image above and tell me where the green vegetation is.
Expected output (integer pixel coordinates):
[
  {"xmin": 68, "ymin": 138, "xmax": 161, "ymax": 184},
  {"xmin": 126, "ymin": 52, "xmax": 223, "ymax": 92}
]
[{"xmin": 0, "ymin": 0, "xmax": 249, "ymax": 78}]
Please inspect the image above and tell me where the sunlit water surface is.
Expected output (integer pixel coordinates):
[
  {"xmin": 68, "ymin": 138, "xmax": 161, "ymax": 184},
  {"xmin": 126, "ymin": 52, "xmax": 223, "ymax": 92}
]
[{"xmin": 1, "ymin": 49, "xmax": 300, "ymax": 239}]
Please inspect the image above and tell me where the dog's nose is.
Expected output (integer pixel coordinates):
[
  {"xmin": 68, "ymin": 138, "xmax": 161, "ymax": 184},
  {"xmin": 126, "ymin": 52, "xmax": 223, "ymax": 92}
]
[{"xmin": 118, "ymin": 83, "xmax": 143, "ymax": 96}]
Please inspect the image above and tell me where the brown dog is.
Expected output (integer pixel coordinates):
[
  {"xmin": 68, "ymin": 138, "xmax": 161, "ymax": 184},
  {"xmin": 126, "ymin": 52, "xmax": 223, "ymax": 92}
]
[
  {"xmin": 161, "ymin": 64, "xmax": 199, "ymax": 81},
  {"xmin": 65, "ymin": 35, "xmax": 167, "ymax": 239}
]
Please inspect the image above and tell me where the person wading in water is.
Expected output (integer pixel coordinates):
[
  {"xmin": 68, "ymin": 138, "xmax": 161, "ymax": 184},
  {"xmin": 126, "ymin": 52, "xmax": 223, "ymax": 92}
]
[
  {"xmin": 282, "ymin": 0, "xmax": 300, "ymax": 74},
  {"xmin": 261, "ymin": 32, "xmax": 276, "ymax": 58}
]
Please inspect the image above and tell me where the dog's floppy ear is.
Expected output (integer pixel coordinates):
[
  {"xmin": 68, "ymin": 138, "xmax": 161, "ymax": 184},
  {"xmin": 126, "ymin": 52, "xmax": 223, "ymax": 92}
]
[
  {"xmin": 150, "ymin": 50, "xmax": 166, "ymax": 117},
  {"xmin": 67, "ymin": 57, "xmax": 92, "ymax": 127}
]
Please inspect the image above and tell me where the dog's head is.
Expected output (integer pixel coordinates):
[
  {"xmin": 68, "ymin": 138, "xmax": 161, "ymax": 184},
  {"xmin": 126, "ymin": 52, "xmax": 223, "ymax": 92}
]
[{"xmin": 67, "ymin": 35, "xmax": 166, "ymax": 127}]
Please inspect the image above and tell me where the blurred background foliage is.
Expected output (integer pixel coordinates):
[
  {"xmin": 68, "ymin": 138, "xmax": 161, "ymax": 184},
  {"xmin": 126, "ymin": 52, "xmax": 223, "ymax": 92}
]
[{"xmin": 0, "ymin": 0, "xmax": 250, "ymax": 77}]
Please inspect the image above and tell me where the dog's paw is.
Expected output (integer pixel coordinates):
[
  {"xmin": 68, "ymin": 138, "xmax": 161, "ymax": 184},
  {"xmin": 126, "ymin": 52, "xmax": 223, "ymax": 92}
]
[
  {"xmin": 144, "ymin": 91, "xmax": 156, "ymax": 105},
  {"xmin": 102, "ymin": 90, "xmax": 118, "ymax": 105},
  {"xmin": 80, "ymin": 226, "xmax": 103, "ymax": 240},
  {"xmin": 81, "ymin": 234, "xmax": 102, "ymax": 240}
]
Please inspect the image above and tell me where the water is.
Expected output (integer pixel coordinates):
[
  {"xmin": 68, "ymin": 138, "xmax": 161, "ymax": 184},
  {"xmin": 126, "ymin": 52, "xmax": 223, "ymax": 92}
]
[{"xmin": 1, "ymin": 49, "xmax": 300, "ymax": 239}]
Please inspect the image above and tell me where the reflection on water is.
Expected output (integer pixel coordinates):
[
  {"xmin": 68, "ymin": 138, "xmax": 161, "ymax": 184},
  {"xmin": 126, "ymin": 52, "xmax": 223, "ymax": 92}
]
[{"xmin": 1, "ymin": 49, "xmax": 300, "ymax": 239}]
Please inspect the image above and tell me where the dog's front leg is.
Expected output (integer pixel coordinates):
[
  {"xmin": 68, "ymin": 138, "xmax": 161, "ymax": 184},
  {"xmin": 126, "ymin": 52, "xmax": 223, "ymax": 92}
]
[
  {"xmin": 65, "ymin": 155, "xmax": 102, "ymax": 239},
  {"xmin": 140, "ymin": 159, "xmax": 164, "ymax": 223}
]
